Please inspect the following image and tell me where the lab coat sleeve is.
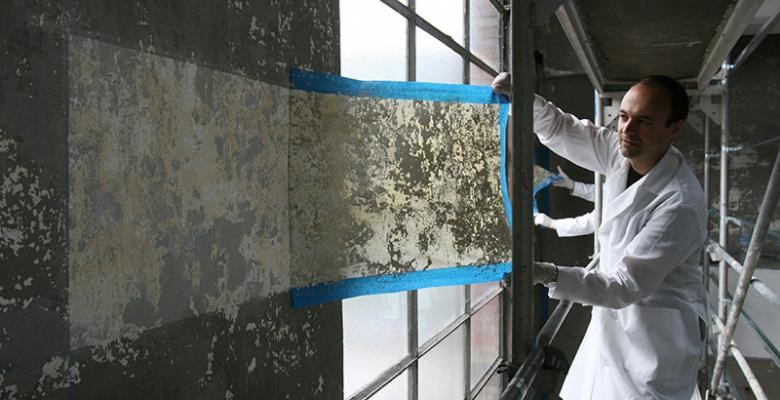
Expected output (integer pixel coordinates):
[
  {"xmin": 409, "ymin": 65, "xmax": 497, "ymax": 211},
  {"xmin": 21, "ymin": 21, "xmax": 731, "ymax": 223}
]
[
  {"xmin": 571, "ymin": 181, "xmax": 595, "ymax": 202},
  {"xmin": 549, "ymin": 204, "xmax": 702, "ymax": 308},
  {"xmin": 534, "ymin": 94, "xmax": 618, "ymax": 176},
  {"xmin": 554, "ymin": 211, "xmax": 595, "ymax": 237}
]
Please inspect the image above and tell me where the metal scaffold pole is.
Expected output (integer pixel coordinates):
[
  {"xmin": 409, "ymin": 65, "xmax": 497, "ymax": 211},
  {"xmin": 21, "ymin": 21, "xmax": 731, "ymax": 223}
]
[
  {"xmin": 709, "ymin": 148, "xmax": 780, "ymax": 397},
  {"xmin": 716, "ymin": 62, "xmax": 731, "ymax": 400},
  {"xmin": 509, "ymin": 0, "xmax": 536, "ymax": 370},
  {"xmin": 593, "ymin": 91, "xmax": 603, "ymax": 254}
]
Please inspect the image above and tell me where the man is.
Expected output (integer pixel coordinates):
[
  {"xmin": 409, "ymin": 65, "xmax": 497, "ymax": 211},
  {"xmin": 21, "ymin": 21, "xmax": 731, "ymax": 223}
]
[
  {"xmin": 493, "ymin": 74, "xmax": 707, "ymax": 399},
  {"xmin": 535, "ymin": 166, "xmax": 596, "ymax": 237}
]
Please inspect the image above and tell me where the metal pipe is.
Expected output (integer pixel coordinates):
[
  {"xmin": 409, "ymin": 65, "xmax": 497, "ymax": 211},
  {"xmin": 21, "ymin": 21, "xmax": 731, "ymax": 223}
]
[
  {"xmin": 709, "ymin": 240, "xmax": 780, "ymax": 310},
  {"xmin": 593, "ymin": 91, "xmax": 604, "ymax": 254},
  {"xmin": 711, "ymin": 316, "xmax": 769, "ymax": 400},
  {"xmin": 701, "ymin": 111, "xmax": 712, "ymax": 394},
  {"xmin": 500, "ymin": 256, "xmax": 600, "ymax": 400},
  {"xmin": 732, "ymin": 2, "xmax": 780, "ymax": 71},
  {"xmin": 499, "ymin": 347, "xmax": 544, "ymax": 400},
  {"xmin": 535, "ymin": 256, "xmax": 599, "ymax": 347},
  {"xmin": 716, "ymin": 62, "xmax": 731, "ymax": 399},
  {"xmin": 509, "ymin": 0, "xmax": 536, "ymax": 369},
  {"xmin": 708, "ymin": 273, "xmax": 780, "ymax": 368},
  {"xmin": 710, "ymin": 149, "xmax": 780, "ymax": 394}
]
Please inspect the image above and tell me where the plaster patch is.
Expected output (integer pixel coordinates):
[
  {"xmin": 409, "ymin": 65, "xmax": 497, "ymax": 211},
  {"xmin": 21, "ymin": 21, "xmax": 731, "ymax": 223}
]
[{"xmin": 68, "ymin": 36, "xmax": 290, "ymax": 348}]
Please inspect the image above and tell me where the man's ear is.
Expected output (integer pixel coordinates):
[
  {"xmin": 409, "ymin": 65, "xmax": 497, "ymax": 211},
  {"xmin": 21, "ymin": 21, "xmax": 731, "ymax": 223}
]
[{"xmin": 669, "ymin": 119, "xmax": 684, "ymax": 139}]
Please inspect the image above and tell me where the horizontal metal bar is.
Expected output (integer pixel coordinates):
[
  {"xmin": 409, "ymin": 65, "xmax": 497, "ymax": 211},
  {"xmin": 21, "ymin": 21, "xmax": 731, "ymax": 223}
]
[
  {"xmin": 498, "ymin": 347, "xmax": 544, "ymax": 400},
  {"xmin": 711, "ymin": 316, "xmax": 769, "ymax": 400},
  {"xmin": 705, "ymin": 136, "xmax": 780, "ymax": 160},
  {"xmin": 554, "ymin": 1, "xmax": 604, "ymax": 93},
  {"xmin": 733, "ymin": 1, "xmax": 780, "ymax": 71},
  {"xmin": 347, "ymin": 355, "xmax": 417, "ymax": 400},
  {"xmin": 536, "ymin": 255, "xmax": 600, "ymax": 347},
  {"xmin": 379, "ymin": 0, "xmax": 499, "ymax": 76},
  {"xmin": 708, "ymin": 273, "xmax": 780, "ymax": 367},
  {"xmin": 471, "ymin": 286, "xmax": 503, "ymax": 313},
  {"xmin": 499, "ymin": 255, "xmax": 600, "ymax": 399},
  {"xmin": 708, "ymin": 241, "xmax": 780, "ymax": 310},
  {"xmin": 487, "ymin": 0, "xmax": 505, "ymax": 14}
]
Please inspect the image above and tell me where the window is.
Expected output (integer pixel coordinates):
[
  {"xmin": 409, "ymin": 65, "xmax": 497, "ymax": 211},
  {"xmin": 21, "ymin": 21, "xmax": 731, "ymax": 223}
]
[{"xmin": 340, "ymin": 1, "xmax": 505, "ymax": 399}]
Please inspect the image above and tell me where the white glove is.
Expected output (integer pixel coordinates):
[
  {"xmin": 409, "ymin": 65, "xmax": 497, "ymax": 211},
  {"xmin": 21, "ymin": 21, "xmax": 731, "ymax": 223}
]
[
  {"xmin": 553, "ymin": 166, "xmax": 575, "ymax": 191},
  {"xmin": 534, "ymin": 213, "xmax": 557, "ymax": 229},
  {"xmin": 491, "ymin": 72, "xmax": 512, "ymax": 99},
  {"xmin": 533, "ymin": 261, "xmax": 558, "ymax": 285}
]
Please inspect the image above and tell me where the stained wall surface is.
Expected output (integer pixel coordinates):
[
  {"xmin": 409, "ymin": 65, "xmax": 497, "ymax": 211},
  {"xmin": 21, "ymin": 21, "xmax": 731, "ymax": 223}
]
[
  {"xmin": 290, "ymin": 91, "xmax": 511, "ymax": 286},
  {"xmin": 2, "ymin": 1, "xmax": 341, "ymax": 399}
]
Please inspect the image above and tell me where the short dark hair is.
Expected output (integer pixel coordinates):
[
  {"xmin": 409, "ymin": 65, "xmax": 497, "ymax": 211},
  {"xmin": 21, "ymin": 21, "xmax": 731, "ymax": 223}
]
[{"xmin": 637, "ymin": 75, "xmax": 689, "ymax": 126}]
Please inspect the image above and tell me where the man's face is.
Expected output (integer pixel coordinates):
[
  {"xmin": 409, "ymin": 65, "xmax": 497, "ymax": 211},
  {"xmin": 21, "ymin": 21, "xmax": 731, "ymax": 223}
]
[{"xmin": 617, "ymin": 83, "xmax": 683, "ymax": 170}]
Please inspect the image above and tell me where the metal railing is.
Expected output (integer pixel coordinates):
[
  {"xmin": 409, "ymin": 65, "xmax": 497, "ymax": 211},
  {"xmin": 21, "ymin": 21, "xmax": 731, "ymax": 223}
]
[
  {"xmin": 499, "ymin": 255, "xmax": 600, "ymax": 400},
  {"xmin": 706, "ymin": 148, "xmax": 780, "ymax": 399}
]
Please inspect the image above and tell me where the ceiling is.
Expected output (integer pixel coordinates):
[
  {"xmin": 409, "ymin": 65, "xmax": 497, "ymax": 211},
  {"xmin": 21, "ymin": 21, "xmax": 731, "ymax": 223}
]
[{"xmin": 554, "ymin": 0, "xmax": 780, "ymax": 92}]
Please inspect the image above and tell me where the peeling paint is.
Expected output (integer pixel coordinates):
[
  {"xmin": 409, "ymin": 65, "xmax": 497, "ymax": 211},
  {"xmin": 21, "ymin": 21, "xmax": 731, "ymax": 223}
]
[{"xmin": 290, "ymin": 92, "xmax": 511, "ymax": 287}]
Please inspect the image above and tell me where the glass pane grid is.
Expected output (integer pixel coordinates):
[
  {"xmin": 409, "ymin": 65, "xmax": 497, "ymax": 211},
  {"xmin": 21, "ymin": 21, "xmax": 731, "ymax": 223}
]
[{"xmin": 341, "ymin": 0, "xmax": 503, "ymax": 397}]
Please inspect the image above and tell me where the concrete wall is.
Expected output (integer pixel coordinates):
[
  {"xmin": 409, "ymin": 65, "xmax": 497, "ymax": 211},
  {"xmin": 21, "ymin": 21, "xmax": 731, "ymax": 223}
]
[{"xmin": 1, "ymin": 2, "xmax": 341, "ymax": 399}]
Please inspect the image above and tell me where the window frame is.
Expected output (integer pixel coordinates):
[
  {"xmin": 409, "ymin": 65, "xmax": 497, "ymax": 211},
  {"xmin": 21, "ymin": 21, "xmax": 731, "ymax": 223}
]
[{"xmin": 340, "ymin": 1, "xmax": 509, "ymax": 399}]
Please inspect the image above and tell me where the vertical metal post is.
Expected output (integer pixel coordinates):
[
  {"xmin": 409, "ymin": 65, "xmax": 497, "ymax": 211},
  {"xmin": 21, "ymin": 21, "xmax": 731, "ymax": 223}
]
[
  {"xmin": 593, "ymin": 91, "xmax": 604, "ymax": 254},
  {"xmin": 710, "ymin": 149, "xmax": 780, "ymax": 395},
  {"xmin": 703, "ymin": 113, "xmax": 711, "ymax": 285},
  {"xmin": 716, "ymin": 62, "xmax": 731, "ymax": 399},
  {"xmin": 510, "ymin": 0, "xmax": 536, "ymax": 367},
  {"xmin": 408, "ymin": 291, "xmax": 419, "ymax": 400},
  {"xmin": 406, "ymin": 3, "xmax": 418, "ymax": 398},
  {"xmin": 700, "ymin": 111, "xmax": 712, "ymax": 394}
]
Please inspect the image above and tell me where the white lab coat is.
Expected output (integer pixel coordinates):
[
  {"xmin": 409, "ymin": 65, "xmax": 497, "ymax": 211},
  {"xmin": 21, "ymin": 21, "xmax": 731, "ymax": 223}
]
[
  {"xmin": 552, "ymin": 211, "xmax": 595, "ymax": 237},
  {"xmin": 534, "ymin": 95, "xmax": 707, "ymax": 400},
  {"xmin": 552, "ymin": 179, "xmax": 596, "ymax": 237}
]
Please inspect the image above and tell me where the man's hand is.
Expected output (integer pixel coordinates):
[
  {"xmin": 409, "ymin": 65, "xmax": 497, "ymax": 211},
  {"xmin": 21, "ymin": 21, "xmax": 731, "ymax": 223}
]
[
  {"xmin": 553, "ymin": 166, "xmax": 575, "ymax": 191},
  {"xmin": 534, "ymin": 213, "xmax": 557, "ymax": 229},
  {"xmin": 491, "ymin": 72, "xmax": 512, "ymax": 99},
  {"xmin": 533, "ymin": 261, "xmax": 558, "ymax": 285}
]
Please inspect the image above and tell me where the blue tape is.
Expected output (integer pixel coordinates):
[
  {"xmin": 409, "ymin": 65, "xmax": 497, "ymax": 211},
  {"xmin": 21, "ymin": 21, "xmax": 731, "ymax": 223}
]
[
  {"xmin": 292, "ymin": 262, "xmax": 511, "ymax": 308},
  {"xmin": 499, "ymin": 107, "xmax": 562, "ymax": 222},
  {"xmin": 289, "ymin": 69, "xmax": 515, "ymax": 307},
  {"xmin": 290, "ymin": 68, "xmax": 510, "ymax": 104},
  {"xmin": 499, "ymin": 104, "xmax": 512, "ymax": 227}
]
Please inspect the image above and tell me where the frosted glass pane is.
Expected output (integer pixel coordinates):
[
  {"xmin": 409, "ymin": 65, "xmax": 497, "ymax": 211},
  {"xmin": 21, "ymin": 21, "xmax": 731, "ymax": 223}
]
[
  {"xmin": 469, "ymin": 0, "xmax": 500, "ymax": 70},
  {"xmin": 470, "ymin": 280, "xmax": 499, "ymax": 305},
  {"xmin": 475, "ymin": 372, "xmax": 502, "ymax": 400},
  {"xmin": 470, "ymin": 63, "xmax": 494, "ymax": 86},
  {"xmin": 417, "ymin": 0, "xmax": 465, "ymax": 46},
  {"xmin": 418, "ymin": 285, "xmax": 465, "ymax": 344},
  {"xmin": 419, "ymin": 326, "xmax": 466, "ymax": 400},
  {"xmin": 340, "ymin": 0, "xmax": 407, "ymax": 81},
  {"xmin": 470, "ymin": 296, "xmax": 500, "ymax": 387},
  {"xmin": 372, "ymin": 371, "xmax": 408, "ymax": 400},
  {"xmin": 416, "ymin": 28, "xmax": 463, "ymax": 84},
  {"xmin": 343, "ymin": 292, "xmax": 408, "ymax": 398}
]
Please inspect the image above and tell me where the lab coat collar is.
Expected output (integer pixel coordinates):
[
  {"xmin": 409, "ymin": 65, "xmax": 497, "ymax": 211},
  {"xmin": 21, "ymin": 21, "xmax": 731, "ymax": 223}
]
[{"xmin": 602, "ymin": 146, "xmax": 680, "ymax": 223}]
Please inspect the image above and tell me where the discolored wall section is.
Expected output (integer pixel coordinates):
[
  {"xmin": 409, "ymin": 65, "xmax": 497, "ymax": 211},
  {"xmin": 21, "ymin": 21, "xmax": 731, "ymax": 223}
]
[
  {"xmin": 1, "ymin": 1, "xmax": 342, "ymax": 399},
  {"xmin": 289, "ymin": 92, "xmax": 511, "ymax": 286},
  {"xmin": 68, "ymin": 36, "xmax": 291, "ymax": 349}
]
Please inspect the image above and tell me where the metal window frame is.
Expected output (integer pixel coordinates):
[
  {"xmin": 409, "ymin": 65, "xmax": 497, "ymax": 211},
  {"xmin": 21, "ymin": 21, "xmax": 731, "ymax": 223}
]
[
  {"xmin": 341, "ymin": 1, "xmax": 508, "ymax": 399},
  {"xmin": 346, "ymin": 288, "xmax": 505, "ymax": 400}
]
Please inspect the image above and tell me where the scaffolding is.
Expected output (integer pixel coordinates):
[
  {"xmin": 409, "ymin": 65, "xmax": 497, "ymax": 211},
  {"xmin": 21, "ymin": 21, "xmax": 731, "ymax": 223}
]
[{"xmin": 500, "ymin": 1, "xmax": 780, "ymax": 398}]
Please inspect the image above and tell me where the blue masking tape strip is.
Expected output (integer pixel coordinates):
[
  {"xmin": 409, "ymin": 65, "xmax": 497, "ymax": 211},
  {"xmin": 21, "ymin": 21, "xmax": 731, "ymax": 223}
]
[
  {"xmin": 292, "ymin": 262, "xmax": 512, "ymax": 308},
  {"xmin": 290, "ymin": 68, "xmax": 510, "ymax": 104},
  {"xmin": 499, "ymin": 103, "xmax": 512, "ymax": 227},
  {"xmin": 290, "ymin": 69, "xmax": 513, "ymax": 307}
]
